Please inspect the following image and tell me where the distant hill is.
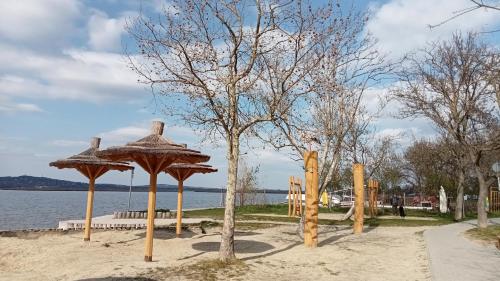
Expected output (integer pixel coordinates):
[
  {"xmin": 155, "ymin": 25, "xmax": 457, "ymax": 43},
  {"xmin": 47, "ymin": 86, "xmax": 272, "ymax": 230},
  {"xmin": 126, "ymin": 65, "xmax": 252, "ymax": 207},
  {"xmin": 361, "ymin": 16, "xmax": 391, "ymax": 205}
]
[{"xmin": 0, "ymin": 175, "xmax": 287, "ymax": 194}]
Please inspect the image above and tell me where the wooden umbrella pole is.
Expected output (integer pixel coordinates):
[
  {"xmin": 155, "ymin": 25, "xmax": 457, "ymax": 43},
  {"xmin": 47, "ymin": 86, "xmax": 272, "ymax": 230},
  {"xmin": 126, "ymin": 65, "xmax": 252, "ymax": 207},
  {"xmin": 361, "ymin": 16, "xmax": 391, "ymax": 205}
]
[
  {"xmin": 83, "ymin": 176, "xmax": 95, "ymax": 241},
  {"xmin": 176, "ymin": 180, "xmax": 184, "ymax": 237},
  {"xmin": 353, "ymin": 163, "xmax": 364, "ymax": 234},
  {"xmin": 144, "ymin": 173, "xmax": 157, "ymax": 262}
]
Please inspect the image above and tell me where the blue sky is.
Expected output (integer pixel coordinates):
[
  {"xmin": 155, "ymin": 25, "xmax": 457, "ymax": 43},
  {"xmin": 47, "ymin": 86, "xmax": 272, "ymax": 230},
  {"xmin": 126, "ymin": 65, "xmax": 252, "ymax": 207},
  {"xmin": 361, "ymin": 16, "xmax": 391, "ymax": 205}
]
[{"xmin": 0, "ymin": 0, "xmax": 499, "ymax": 189}]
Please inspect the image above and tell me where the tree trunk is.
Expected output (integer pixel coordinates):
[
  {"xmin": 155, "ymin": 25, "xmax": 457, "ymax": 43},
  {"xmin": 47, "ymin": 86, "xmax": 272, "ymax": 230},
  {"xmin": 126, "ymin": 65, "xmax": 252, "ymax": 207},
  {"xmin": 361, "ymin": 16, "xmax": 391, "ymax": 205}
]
[
  {"xmin": 475, "ymin": 165, "xmax": 489, "ymax": 228},
  {"xmin": 454, "ymin": 169, "xmax": 465, "ymax": 221},
  {"xmin": 467, "ymin": 149, "xmax": 489, "ymax": 228},
  {"xmin": 219, "ymin": 134, "xmax": 239, "ymax": 261}
]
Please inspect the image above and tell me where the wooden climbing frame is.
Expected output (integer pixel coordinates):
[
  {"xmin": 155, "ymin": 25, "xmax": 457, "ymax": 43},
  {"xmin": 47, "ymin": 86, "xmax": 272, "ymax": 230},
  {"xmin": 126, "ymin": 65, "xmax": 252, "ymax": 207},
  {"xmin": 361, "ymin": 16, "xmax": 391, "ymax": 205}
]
[{"xmin": 288, "ymin": 176, "xmax": 303, "ymax": 217}]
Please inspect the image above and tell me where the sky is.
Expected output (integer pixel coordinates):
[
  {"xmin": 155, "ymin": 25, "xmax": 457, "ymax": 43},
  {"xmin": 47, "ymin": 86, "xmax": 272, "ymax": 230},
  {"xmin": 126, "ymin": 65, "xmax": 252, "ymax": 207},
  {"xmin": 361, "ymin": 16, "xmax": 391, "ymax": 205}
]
[{"xmin": 0, "ymin": 0, "xmax": 499, "ymax": 190}]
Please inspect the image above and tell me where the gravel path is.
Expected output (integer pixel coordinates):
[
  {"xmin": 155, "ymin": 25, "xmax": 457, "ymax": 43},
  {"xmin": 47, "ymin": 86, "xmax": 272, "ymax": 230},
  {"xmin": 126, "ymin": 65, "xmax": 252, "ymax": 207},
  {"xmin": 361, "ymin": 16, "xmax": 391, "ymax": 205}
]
[{"xmin": 424, "ymin": 218, "xmax": 500, "ymax": 281}]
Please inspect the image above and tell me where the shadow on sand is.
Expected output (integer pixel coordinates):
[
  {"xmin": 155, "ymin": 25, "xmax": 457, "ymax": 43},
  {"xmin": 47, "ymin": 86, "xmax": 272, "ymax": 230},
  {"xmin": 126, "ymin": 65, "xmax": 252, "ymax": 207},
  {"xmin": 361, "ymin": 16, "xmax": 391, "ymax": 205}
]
[
  {"xmin": 134, "ymin": 228, "xmax": 197, "ymax": 240},
  {"xmin": 192, "ymin": 239, "xmax": 274, "ymax": 254},
  {"xmin": 76, "ymin": 276, "xmax": 157, "ymax": 281}
]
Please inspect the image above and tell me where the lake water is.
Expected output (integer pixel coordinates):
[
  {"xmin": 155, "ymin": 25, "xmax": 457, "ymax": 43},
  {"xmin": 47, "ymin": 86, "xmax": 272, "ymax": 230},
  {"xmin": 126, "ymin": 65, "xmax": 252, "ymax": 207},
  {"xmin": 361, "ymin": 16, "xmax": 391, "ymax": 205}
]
[{"xmin": 0, "ymin": 190, "xmax": 285, "ymax": 231}]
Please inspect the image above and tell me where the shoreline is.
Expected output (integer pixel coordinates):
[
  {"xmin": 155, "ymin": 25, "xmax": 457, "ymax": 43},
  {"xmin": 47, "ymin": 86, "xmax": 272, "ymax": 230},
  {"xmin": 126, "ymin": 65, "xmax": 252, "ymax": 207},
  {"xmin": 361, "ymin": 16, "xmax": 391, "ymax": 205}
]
[{"xmin": 0, "ymin": 188, "xmax": 288, "ymax": 194}]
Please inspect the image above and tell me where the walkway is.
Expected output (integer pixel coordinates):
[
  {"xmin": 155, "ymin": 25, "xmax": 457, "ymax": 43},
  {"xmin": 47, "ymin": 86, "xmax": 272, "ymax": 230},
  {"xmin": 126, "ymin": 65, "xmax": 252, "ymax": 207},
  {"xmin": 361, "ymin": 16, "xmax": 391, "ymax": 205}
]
[{"xmin": 424, "ymin": 218, "xmax": 500, "ymax": 281}]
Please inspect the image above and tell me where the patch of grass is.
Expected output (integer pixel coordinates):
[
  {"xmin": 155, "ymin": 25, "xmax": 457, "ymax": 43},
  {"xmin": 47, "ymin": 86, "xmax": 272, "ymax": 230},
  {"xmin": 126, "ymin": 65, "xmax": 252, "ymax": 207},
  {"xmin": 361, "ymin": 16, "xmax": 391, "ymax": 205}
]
[
  {"xmin": 235, "ymin": 204, "xmax": 290, "ymax": 215},
  {"xmin": 465, "ymin": 225, "xmax": 500, "ymax": 244},
  {"xmin": 147, "ymin": 259, "xmax": 248, "ymax": 281},
  {"xmin": 184, "ymin": 208, "xmax": 226, "ymax": 219},
  {"xmin": 185, "ymin": 204, "xmax": 482, "ymax": 229},
  {"xmin": 184, "ymin": 204, "xmax": 294, "ymax": 219}
]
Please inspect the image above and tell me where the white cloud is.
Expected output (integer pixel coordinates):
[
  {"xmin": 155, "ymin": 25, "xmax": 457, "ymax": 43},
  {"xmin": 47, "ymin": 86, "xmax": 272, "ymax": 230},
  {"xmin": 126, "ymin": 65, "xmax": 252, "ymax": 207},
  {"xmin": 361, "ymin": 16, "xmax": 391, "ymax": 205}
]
[
  {"xmin": 367, "ymin": 0, "xmax": 500, "ymax": 57},
  {"xmin": 0, "ymin": 0, "xmax": 81, "ymax": 45},
  {"xmin": 0, "ymin": 45, "xmax": 144, "ymax": 103},
  {"xmin": 0, "ymin": 96, "xmax": 43, "ymax": 114},
  {"xmin": 87, "ymin": 10, "xmax": 130, "ymax": 52}
]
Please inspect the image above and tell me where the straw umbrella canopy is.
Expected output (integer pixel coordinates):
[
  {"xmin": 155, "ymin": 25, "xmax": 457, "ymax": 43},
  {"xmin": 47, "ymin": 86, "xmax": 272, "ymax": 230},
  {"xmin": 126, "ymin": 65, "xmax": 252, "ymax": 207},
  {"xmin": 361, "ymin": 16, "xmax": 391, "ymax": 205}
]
[
  {"xmin": 96, "ymin": 121, "xmax": 210, "ymax": 262},
  {"xmin": 49, "ymin": 137, "xmax": 133, "ymax": 241},
  {"xmin": 164, "ymin": 163, "xmax": 217, "ymax": 237}
]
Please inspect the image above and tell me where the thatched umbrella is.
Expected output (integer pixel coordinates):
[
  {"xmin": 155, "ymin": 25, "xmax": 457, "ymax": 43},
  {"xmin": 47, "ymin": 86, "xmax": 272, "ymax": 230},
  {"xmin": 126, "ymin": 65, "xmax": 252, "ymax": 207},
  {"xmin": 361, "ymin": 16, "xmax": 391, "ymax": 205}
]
[
  {"xmin": 96, "ymin": 121, "xmax": 210, "ymax": 262},
  {"xmin": 49, "ymin": 137, "xmax": 133, "ymax": 241},
  {"xmin": 164, "ymin": 163, "xmax": 217, "ymax": 237}
]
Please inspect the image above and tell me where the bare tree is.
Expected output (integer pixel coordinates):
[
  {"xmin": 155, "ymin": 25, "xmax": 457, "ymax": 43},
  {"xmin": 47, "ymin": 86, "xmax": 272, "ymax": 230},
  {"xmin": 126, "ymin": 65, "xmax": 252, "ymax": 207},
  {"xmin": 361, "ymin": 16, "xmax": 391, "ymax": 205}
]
[
  {"xmin": 254, "ymin": 5, "xmax": 390, "ymax": 197},
  {"xmin": 236, "ymin": 160, "xmax": 260, "ymax": 207},
  {"xmin": 429, "ymin": 1, "xmax": 500, "ymax": 32},
  {"xmin": 392, "ymin": 32, "xmax": 500, "ymax": 228},
  {"xmin": 127, "ymin": 0, "xmax": 342, "ymax": 260}
]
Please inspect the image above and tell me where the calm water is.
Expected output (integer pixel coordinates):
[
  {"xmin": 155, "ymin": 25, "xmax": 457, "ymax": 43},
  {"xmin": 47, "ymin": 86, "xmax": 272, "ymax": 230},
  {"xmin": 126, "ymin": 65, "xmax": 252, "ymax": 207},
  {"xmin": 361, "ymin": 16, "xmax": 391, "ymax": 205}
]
[{"xmin": 0, "ymin": 190, "xmax": 284, "ymax": 231}]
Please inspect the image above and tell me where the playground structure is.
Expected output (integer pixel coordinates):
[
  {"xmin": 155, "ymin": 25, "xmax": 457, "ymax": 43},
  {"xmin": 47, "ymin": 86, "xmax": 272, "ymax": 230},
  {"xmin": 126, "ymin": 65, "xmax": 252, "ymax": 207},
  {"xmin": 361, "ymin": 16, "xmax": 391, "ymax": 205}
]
[
  {"xmin": 288, "ymin": 176, "xmax": 303, "ymax": 217},
  {"xmin": 368, "ymin": 179, "xmax": 380, "ymax": 218}
]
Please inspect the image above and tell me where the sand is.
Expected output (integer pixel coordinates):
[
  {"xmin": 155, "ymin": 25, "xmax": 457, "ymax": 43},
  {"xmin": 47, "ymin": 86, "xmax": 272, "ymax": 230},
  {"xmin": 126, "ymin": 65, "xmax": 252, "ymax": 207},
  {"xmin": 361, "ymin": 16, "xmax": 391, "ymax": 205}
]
[{"xmin": 0, "ymin": 224, "xmax": 431, "ymax": 281}]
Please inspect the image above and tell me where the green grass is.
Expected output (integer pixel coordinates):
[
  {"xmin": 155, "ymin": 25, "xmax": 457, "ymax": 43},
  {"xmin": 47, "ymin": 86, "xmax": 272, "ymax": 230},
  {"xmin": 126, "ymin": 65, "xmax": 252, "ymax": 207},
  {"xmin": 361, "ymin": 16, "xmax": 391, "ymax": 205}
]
[
  {"xmin": 185, "ymin": 204, "xmax": 500, "ymax": 228},
  {"xmin": 465, "ymin": 225, "xmax": 500, "ymax": 243},
  {"xmin": 184, "ymin": 208, "xmax": 226, "ymax": 219}
]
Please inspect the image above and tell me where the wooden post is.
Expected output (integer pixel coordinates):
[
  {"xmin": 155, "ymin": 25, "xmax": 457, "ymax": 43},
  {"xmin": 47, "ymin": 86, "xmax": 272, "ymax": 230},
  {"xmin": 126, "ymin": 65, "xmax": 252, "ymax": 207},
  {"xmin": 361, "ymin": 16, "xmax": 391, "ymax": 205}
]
[
  {"xmin": 176, "ymin": 180, "xmax": 184, "ymax": 237},
  {"xmin": 368, "ymin": 179, "xmax": 378, "ymax": 218},
  {"xmin": 304, "ymin": 151, "xmax": 319, "ymax": 248},
  {"xmin": 353, "ymin": 163, "xmax": 364, "ymax": 234},
  {"xmin": 298, "ymin": 178, "xmax": 303, "ymax": 216},
  {"xmin": 288, "ymin": 176, "xmax": 293, "ymax": 217},
  {"xmin": 83, "ymin": 177, "xmax": 95, "ymax": 241},
  {"xmin": 368, "ymin": 179, "xmax": 373, "ymax": 218},
  {"xmin": 144, "ymin": 173, "xmax": 157, "ymax": 262}
]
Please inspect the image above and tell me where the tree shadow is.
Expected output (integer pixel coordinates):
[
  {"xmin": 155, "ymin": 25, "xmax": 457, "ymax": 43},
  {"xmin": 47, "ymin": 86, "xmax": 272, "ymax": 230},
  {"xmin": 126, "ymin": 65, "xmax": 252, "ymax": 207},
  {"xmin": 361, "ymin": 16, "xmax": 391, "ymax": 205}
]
[
  {"xmin": 192, "ymin": 240, "xmax": 274, "ymax": 254},
  {"xmin": 134, "ymin": 228, "xmax": 196, "ymax": 240},
  {"xmin": 318, "ymin": 233, "xmax": 350, "ymax": 247},
  {"xmin": 241, "ymin": 241, "xmax": 302, "ymax": 261},
  {"xmin": 76, "ymin": 277, "xmax": 156, "ymax": 281},
  {"xmin": 177, "ymin": 251, "xmax": 207, "ymax": 260}
]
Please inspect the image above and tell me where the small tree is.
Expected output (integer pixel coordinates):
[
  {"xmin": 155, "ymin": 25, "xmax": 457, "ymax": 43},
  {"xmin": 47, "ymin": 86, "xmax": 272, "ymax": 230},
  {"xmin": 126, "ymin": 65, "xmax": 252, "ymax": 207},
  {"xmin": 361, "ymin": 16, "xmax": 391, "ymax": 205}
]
[
  {"xmin": 236, "ymin": 161, "xmax": 260, "ymax": 207},
  {"xmin": 255, "ymin": 5, "xmax": 390, "ymax": 197},
  {"xmin": 127, "ymin": 0, "xmax": 343, "ymax": 260}
]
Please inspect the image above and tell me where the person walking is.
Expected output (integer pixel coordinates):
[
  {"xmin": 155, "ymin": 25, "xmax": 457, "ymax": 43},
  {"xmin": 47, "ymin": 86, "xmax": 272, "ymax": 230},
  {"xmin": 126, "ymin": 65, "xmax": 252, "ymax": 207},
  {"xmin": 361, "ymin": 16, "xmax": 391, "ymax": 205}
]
[{"xmin": 399, "ymin": 201, "xmax": 406, "ymax": 218}]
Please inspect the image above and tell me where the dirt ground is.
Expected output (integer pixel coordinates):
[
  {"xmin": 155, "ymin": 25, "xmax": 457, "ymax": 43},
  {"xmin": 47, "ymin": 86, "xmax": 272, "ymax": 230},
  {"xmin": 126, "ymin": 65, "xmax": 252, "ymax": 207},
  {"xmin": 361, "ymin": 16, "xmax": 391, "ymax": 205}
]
[{"xmin": 0, "ymin": 224, "xmax": 432, "ymax": 281}]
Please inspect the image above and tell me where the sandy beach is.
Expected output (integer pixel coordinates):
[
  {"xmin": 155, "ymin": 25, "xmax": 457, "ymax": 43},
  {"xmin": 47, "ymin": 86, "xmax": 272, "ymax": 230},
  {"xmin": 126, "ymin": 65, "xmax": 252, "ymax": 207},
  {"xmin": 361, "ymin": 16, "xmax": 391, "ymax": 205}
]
[{"xmin": 0, "ymin": 223, "xmax": 431, "ymax": 281}]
